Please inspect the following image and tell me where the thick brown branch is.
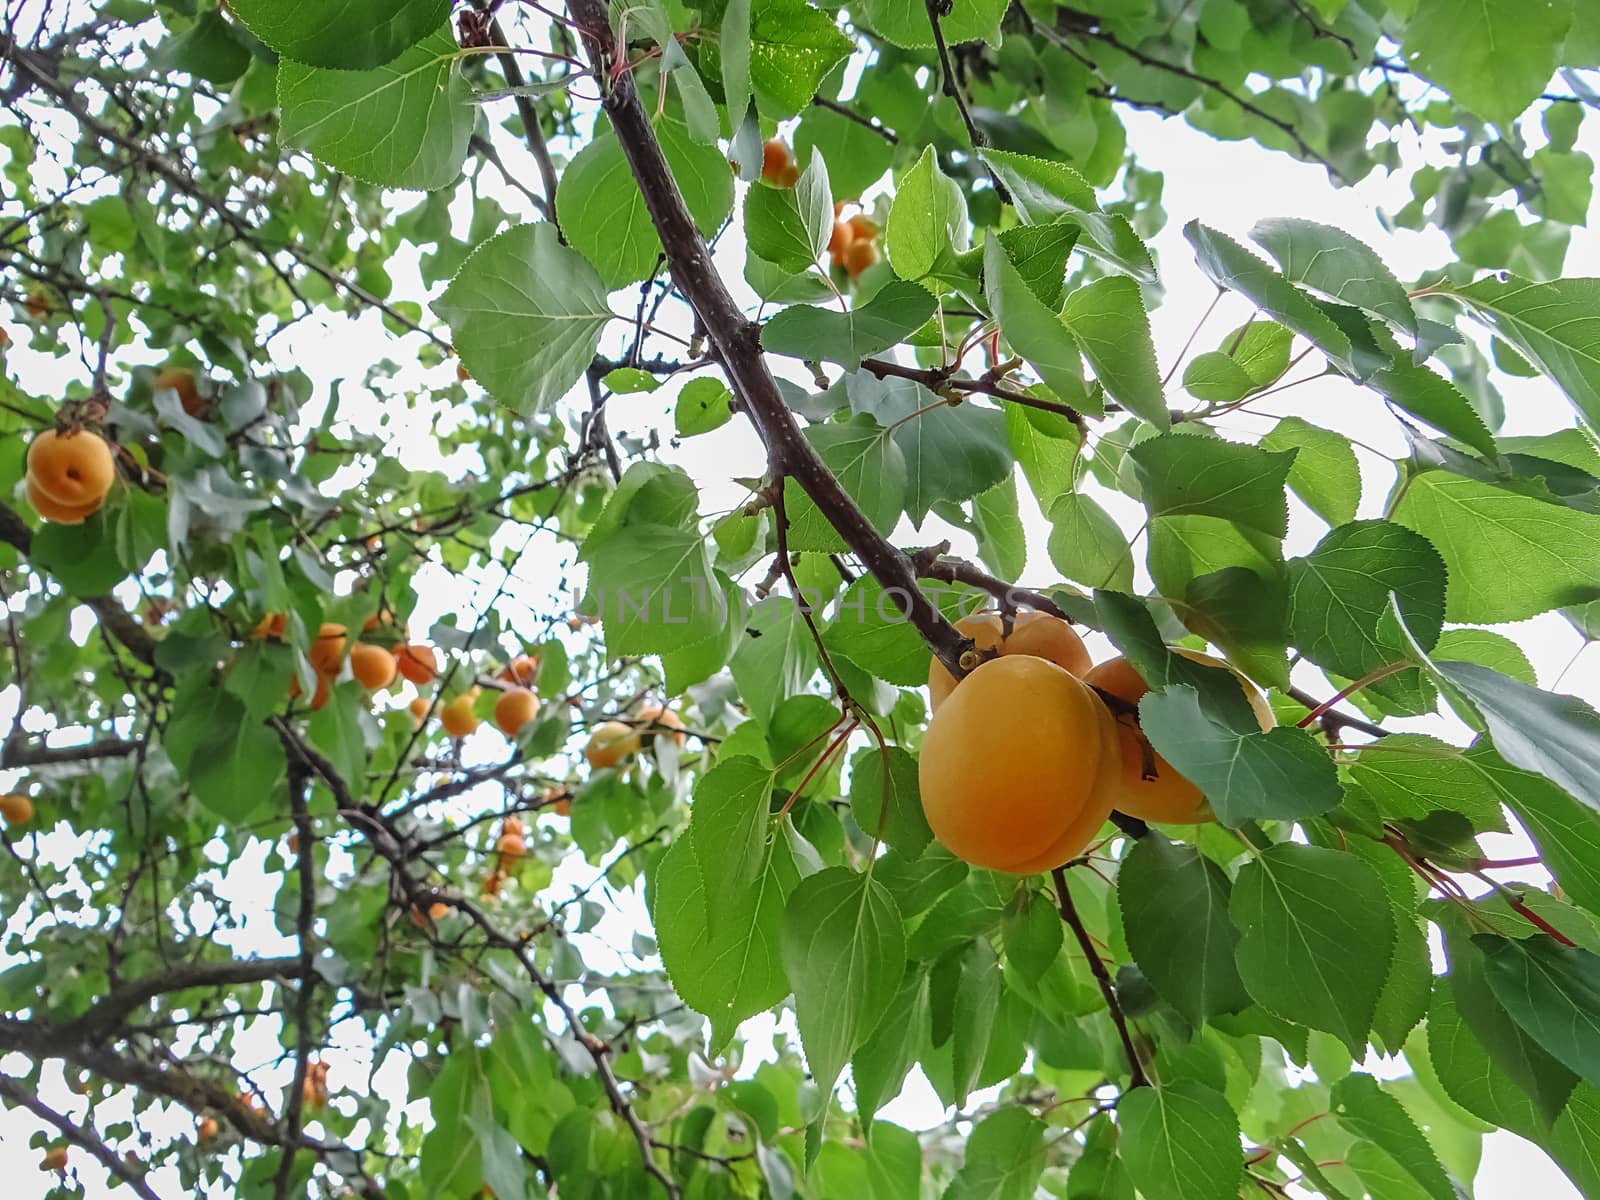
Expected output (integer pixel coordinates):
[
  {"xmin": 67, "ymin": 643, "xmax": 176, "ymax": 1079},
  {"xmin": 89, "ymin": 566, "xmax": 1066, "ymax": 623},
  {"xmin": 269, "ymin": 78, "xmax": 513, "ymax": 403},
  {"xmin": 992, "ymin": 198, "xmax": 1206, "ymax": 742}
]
[
  {"xmin": 1051, "ymin": 866, "xmax": 1148, "ymax": 1088},
  {"xmin": 55, "ymin": 956, "xmax": 301, "ymax": 1042},
  {"xmin": 566, "ymin": 0, "xmax": 969, "ymax": 681},
  {"xmin": 0, "ymin": 1076, "xmax": 162, "ymax": 1200}
]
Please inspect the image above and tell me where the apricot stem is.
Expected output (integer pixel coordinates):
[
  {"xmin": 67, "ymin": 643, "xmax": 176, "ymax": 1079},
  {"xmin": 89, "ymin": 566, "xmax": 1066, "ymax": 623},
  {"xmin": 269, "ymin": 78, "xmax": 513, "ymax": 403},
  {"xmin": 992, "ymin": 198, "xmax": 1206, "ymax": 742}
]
[{"xmin": 1051, "ymin": 866, "xmax": 1149, "ymax": 1089}]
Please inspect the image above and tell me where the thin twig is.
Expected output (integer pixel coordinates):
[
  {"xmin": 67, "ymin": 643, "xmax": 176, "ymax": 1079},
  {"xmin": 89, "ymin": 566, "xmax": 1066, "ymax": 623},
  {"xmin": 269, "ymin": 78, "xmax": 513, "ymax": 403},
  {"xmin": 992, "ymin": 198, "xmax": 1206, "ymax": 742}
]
[{"xmin": 1051, "ymin": 866, "xmax": 1148, "ymax": 1088}]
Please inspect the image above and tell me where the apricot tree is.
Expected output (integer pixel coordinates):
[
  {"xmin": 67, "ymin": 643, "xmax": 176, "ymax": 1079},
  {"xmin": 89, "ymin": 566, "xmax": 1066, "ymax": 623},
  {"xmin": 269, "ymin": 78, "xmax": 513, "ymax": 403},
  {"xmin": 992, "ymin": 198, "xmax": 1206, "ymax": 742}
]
[{"xmin": 2, "ymin": 2, "xmax": 1600, "ymax": 1198}]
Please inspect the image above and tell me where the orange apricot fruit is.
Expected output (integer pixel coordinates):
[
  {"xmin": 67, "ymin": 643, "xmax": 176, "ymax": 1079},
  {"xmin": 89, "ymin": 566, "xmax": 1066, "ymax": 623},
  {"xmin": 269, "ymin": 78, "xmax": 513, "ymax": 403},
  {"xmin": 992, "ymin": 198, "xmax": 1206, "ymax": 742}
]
[
  {"xmin": 841, "ymin": 237, "xmax": 880, "ymax": 278},
  {"xmin": 1083, "ymin": 650, "xmax": 1275, "ymax": 824},
  {"xmin": 494, "ymin": 687, "xmax": 539, "ymax": 736},
  {"xmin": 919, "ymin": 655, "xmax": 1118, "ymax": 873},
  {"xmin": 441, "ymin": 691, "xmax": 480, "ymax": 738},
  {"xmin": 498, "ymin": 654, "xmax": 539, "ymax": 685},
  {"xmin": 153, "ymin": 365, "xmax": 204, "ymax": 417},
  {"xmin": 408, "ymin": 696, "xmax": 430, "ymax": 723},
  {"xmin": 638, "ymin": 703, "xmax": 687, "ymax": 748},
  {"xmin": 252, "ymin": 612, "xmax": 287, "ymax": 640},
  {"xmin": 25, "ymin": 476, "xmax": 102, "ymax": 524},
  {"xmin": 585, "ymin": 720, "xmax": 641, "ymax": 769},
  {"xmin": 40, "ymin": 1145, "xmax": 68, "ymax": 1171},
  {"xmin": 308, "ymin": 623, "xmax": 346, "ymax": 676},
  {"xmin": 26, "ymin": 428, "xmax": 116, "ymax": 507},
  {"xmin": 395, "ymin": 643, "xmax": 438, "ymax": 686},
  {"xmin": 827, "ymin": 220, "xmax": 856, "ymax": 257},
  {"xmin": 197, "ymin": 1116, "xmax": 219, "ymax": 1145},
  {"xmin": 350, "ymin": 642, "xmax": 397, "ymax": 689},
  {"xmin": 0, "ymin": 793, "xmax": 33, "ymax": 824},
  {"xmin": 24, "ymin": 289, "xmax": 52, "ymax": 319},
  {"xmin": 553, "ymin": 797, "xmax": 572, "ymax": 817},
  {"xmin": 928, "ymin": 610, "xmax": 1092, "ymax": 712},
  {"xmin": 761, "ymin": 138, "xmax": 791, "ymax": 183}
]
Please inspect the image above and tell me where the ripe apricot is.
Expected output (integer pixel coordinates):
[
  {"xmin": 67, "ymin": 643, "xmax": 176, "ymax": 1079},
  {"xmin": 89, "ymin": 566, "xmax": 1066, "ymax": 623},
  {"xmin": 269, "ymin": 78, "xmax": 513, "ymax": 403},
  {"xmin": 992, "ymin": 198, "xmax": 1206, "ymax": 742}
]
[
  {"xmin": 482, "ymin": 870, "xmax": 504, "ymax": 897},
  {"xmin": 929, "ymin": 610, "xmax": 1092, "ymax": 712},
  {"xmin": 585, "ymin": 720, "xmax": 640, "ymax": 768},
  {"xmin": 24, "ymin": 288, "xmax": 51, "ymax": 319},
  {"xmin": 919, "ymin": 655, "xmax": 1117, "ymax": 873},
  {"xmin": 841, "ymin": 237, "xmax": 880, "ymax": 278},
  {"xmin": 307, "ymin": 623, "xmax": 346, "ymax": 676},
  {"xmin": 0, "ymin": 793, "xmax": 33, "ymax": 824},
  {"xmin": 25, "ymin": 476, "xmax": 102, "ymax": 524},
  {"xmin": 552, "ymin": 797, "xmax": 572, "ymax": 817},
  {"xmin": 827, "ymin": 220, "xmax": 856, "ymax": 257},
  {"xmin": 495, "ymin": 831, "xmax": 526, "ymax": 861},
  {"xmin": 494, "ymin": 687, "xmax": 539, "ymax": 736},
  {"xmin": 502, "ymin": 816, "xmax": 525, "ymax": 837},
  {"xmin": 441, "ymin": 691, "xmax": 480, "ymax": 738},
  {"xmin": 1084, "ymin": 650, "xmax": 1274, "ymax": 824},
  {"xmin": 395, "ymin": 643, "xmax": 438, "ymax": 685},
  {"xmin": 761, "ymin": 138, "xmax": 791, "ymax": 183},
  {"xmin": 196, "ymin": 1116, "xmax": 219, "ymax": 1145},
  {"xmin": 408, "ymin": 696, "xmax": 430, "ymax": 724},
  {"xmin": 638, "ymin": 703, "xmax": 686, "ymax": 748},
  {"xmin": 252, "ymin": 612, "xmax": 287, "ymax": 640},
  {"xmin": 457, "ymin": 362, "xmax": 471, "ymax": 383},
  {"xmin": 153, "ymin": 366, "xmax": 204, "ymax": 417},
  {"xmin": 499, "ymin": 654, "xmax": 538, "ymax": 685},
  {"xmin": 288, "ymin": 673, "xmax": 331, "ymax": 711},
  {"xmin": 27, "ymin": 428, "xmax": 115, "ymax": 507},
  {"xmin": 409, "ymin": 901, "xmax": 450, "ymax": 927},
  {"xmin": 350, "ymin": 642, "xmax": 397, "ymax": 689},
  {"xmin": 40, "ymin": 1145, "xmax": 67, "ymax": 1171}
]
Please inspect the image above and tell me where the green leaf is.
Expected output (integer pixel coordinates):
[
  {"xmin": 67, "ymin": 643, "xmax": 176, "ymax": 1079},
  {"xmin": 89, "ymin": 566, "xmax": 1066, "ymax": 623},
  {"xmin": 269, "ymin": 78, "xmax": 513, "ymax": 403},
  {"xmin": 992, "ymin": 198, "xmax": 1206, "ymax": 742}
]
[
  {"xmin": 1000, "ymin": 888, "xmax": 1062, "ymax": 985},
  {"xmin": 1060, "ymin": 276, "xmax": 1168, "ymax": 428},
  {"xmin": 781, "ymin": 866, "xmax": 906, "ymax": 1094},
  {"xmin": 892, "ymin": 399, "xmax": 1011, "ymax": 525},
  {"xmin": 1130, "ymin": 434, "xmax": 1296, "ymax": 538},
  {"xmin": 1370, "ymin": 357, "xmax": 1496, "ymax": 457},
  {"xmin": 794, "ymin": 102, "xmax": 897, "ymax": 201},
  {"xmin": 1550, "ymin": 1085, "xmax": 1600, "ymax": 1197},
  {"xmin": 993, "ymin": 220, "xmax": 1079, "ymax": 310},
  {"xmin": 433, "ymin": 222, "xmax": 612, "ymax": 415},
  {"xmin": 689, "ymin": 757, "xmax": 778, "ymax": 934},
  {"xmin": 1447, "ymin": 275, "xmax": 1600, "ymax": 432},
  {"xmin": 781, "ymin": 415, "xmax": 906, "ymax": 551},
  {"xmin": 1118, "ymin": 1080, "xmax": 1243, "ymax": 1200},
  {"xmin": 970, "ymin": 479, "xmax": 1026, "ymax": 581},
  {"xmin": 704, "ymin": 0, "xmax": 854, "ymax": 117},
  {"xmin": 29, "ymin": 516, "xmax": 128, "ymax": 596},
  {"xmin": 308, "ymin": 682, "xmax": 372, "ymax": 800},
  {"xmin": 949, "ymin": 938, "xmax": 1001, "ymax": 1108},
  {"xmin": 1402, "ymin": 0, "xmax": 1574, "ymax": 125},
  {"xmin": 1046, "ymin": 493, "xmax": 1134, "ymax": 591},
  {"xmin": 675, "ymin": 378, "xmax": 733, "ymax": 436},
  {"xmin": 1392, "ymin": 472, "xmax": 1600, "ymax": 623},
  {"xmin": 886, "ymin": 147, "xmax": 968, "ymax": 286},
  {"xmin": 1179, "ymin": 566, "xmax": 1291, "ymax": 690},
  {"xmin": 745, "ymin": 149, "xmax": 833, "ymax": 270},
  {"xmin": 1119, "ymin": 832, "xmax": 1249, "ymax": 1026},
  {"xmin": 850, "ymin": 745, "xmax": 932, "ymax": 857},
  {"xmin": 761, "ymin": 280, "xmax": 937, "ymax": 366},
  {"xmin": 1230, "ymin": 842, "xmax": 1396, "ymax": 1054},
  {"xmin": 1478, "ymin": 934, "xmax": 1600, "ymax": 1088},
  {"xmin": 719, "ymin": 0, "xmax": 752, "ymax": 126},
  {"xmin": 1252, "ymin": 218, "xmax": 1417, "ymax": 334},
  {"xmin": 1436, "ymin": 661, "xmax": 1600, "ymax": 814},
  {"xmin": 1260, "ymin": 416, "xmax": 1361, "ymax": 527},
  {"xmin": 860, "ymin": 0, "xmax": 1007, "ymax": 48},
  {"xmin": 984, "ymin": 237, "xmax": 1089, "ymax": 413},
  {"xmin": 1472, "ymin": 742, "xmax": 1600, "ymax": 916},
  {"xmin": 852, "ymin": 968, "xmax": 929, "ymax": 1132},
  {"xmin": 1330, "ymin": 1072, "xmax": 1455, "ymax": 1200},
  {"xmin": 940, "ymin": 1107, "xmax": 1047, "ymax": 1200},
  {"xmin": 1286, "ymin": 519, "xmax": 1447, "ymax": 680},
  {"xmin": 1138, "ymin": 686, "xmax": 1342, "ymax": 824},
  {"xmin": 581, "ymin": 523, "xmax": 725, "ymax": 656},
  {"xmin": 182, "ymin": 697, "xmax": 287, "ymax": 822},
  {"xmin": 982, "ymin": 149, "xmax": 1157, "ymax": 283},
  {"xmin": 653, "ymin": 832, "xmax": 799, "ymax": 1049},
  {"xmin": 1426, "ymin": 981, "xmax": 1544, "ymax": 1141},
  {"xmin": 1182, "ymin": 352, "xmax": 1259, "ymax": 404},
  {"xmin": 278, "ymin": 28, "xmax": 471, "ymax": 190},
  {"xmin": 1006, "ymin": 403, "xmax": 1080, "ymax": 503},
  {"xmin": 1184, "ymin": 221, "xmax": 1352, "ymax": 366},
  {"xmin": 228, "ymin": 0, "xmax": 448, "ymax": 68},
  {"xmin": 1344, "ymin": 736, "xmax": 1509, "ymax": 833}
]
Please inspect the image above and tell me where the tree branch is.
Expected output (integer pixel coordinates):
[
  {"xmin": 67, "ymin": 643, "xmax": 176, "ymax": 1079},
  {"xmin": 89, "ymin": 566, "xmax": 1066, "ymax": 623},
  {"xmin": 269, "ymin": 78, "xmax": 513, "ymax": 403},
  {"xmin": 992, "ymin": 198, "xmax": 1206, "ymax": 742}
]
[
  {"xmin": 924, "ymin": 0, "xmax": 1010, "ymax": 201},
  {"xmin": 810, "ymin": 95, "xmax": 899, "ymax": 144},
  {"xmin": 275, "ymin": 768, "xmax": 318, "ymax": 1200},
  {"xmin": 909, "ymin": 542, "xmax": 1073, "ymax": 621},
  {"xmin": 1051, "ymin": 866, "xmax": 1148, "ymax": 1088},
  {"xmin": 566, "ymin": 0, "xmax": 970, "ymax": 681},
  {"xmin": 860, "ymin": 356, "xmax": 1086, "ymax": 428},
  {"xmin": 483, "ymin": 9, "xmax": 561, "ymax": 222},
  {"xmin": 0, "ymin": 736, "xmax": 139, "ymax": 768},
  {"xmin": 0, "ymin": 1076, "xmax": 162, "ymax": 1200},
  {"xmin": 56, "ymin": 956, "xmax": 302, "ymax": 1042}
]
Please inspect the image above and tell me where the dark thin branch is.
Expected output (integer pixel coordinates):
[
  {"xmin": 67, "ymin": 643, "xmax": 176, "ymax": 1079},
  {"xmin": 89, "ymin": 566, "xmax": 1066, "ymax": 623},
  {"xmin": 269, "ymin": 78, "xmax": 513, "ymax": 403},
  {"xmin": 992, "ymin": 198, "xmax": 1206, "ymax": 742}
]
[
  {"xmin": 908, "ymin": 542, "xmax": 1072, "ymax": 622},
  {"xmin": 484, "ymin": 9, "xmax": 562, "ymax": 222},
  {"xmin": 772, "ymin": 482, "xmax": 852, "ymax": 700},
  {"xmin": 56, "ymin": 956, "xmax": 301, "ymax": 1042},
  {"xmin": 1051, "ymin": 865, "xmax": 1148, "ymax": 1088},
  {"xmin": 860, "ymin": 356, "xmax": 1086, "ymax": 428},
  {"xmin": 1282, "ymin": 0, "xmax": 1356, "ymax": 59},
  {"xmin": 1, "ymin": 736, "xmax": 139, "ymax": 768},
  {"xmin": 0, "ymin": 1076, "xmax": 162, "ymax": 1200},
  {"xmin": 809, "ymin": 94, "xmax": 899, "ymax": 144},
  {"xmin": 923, "ymin": 0, "xmax": 1010, "ymax": 201},
  {"xmin": 275, "ymin": 769, "xmax": 318, "ymax": 1200},
  {"xmin": 1284, "ymin": 684, "xmax": 1387, "ymax": 739},
  {"xmin": 567, "ymin": 0, "xmax": 970, "ymax": 681}
]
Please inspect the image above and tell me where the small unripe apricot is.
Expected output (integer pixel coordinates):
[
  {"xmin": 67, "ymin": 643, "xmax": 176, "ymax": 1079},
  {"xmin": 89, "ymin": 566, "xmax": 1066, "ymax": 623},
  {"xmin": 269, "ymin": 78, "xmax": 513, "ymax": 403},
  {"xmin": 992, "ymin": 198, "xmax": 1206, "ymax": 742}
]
[
  {"xmin": 350, "ymin": 642, "xmax": 397, "ymax": 689},
  {"xmin": 761, "ymin": 138, "xmax": 791, "ymax": 183},
  {"xmin": 930, "ymin": 611, "xmax": 1091, "ymax": 712},
  {"xmin": 25, "ymin": 476, "xmax": 102, "ymax": 524},
  {"xmin": 395, "ymin": 643, "xmax": 438, "ymax": 685},
  {"xmin": 553, "ymin": 798, "xmax": 572, "ymax": 817},
  {"xmin": 921, "ymin": 655, "xmax": 1118, "ymax": 873},
  {"xmin": 153, "ymin": 365, "xmax": 204, "ymax": 417},
  {"xmin": 456, "ymin": 362, "xmax": 471, "ymax": 383},
  {"xmin": 494, "ymin": 687, "xmax": 539, "ymax": 736},
  {"xmin": 1084, "ymin": 650, "xmax": 1274, "ymax": 824},
  {"xmin": 441, "ymin": 691, "xmax": 479, "ymax": 738},
  {"xmin": 0, "ymin": 793, "xmax": 33, "ymax": 824},
  {"xmin": 638, "ymin": 703, "xmax": 686, "ymax": 748},
  {"xmin": 308, "ymin": 623, "xmax": 347, "ymax": 676},
  {"xmin": 27, "ymin": 428, "xmax": 116, "ymax": 507},
  {"xmin": 585, "ymin": 721, "xmax": 640, "ymax": 769}
]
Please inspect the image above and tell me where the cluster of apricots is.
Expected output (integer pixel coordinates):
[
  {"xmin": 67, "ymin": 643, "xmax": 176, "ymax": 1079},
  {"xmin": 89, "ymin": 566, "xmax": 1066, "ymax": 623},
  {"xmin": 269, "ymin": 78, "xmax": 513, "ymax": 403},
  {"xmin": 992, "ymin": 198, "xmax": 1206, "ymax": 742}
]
[
  {"xmin": 0, "ymin": 793, "xmax": 32, "ymax": 824},
  {"xmin": 25, "ymin": 426, "xmax": 116, "ymax": 525},
  {"xmin": 760, "ymin": 137, "xmax": 800, "ymax": 188},
  {"xmin": 921, "ymin": 611, "xmax": 1272, "ymax": 874},
  {"xmin": 582, "ymin": 703, "xmax": 686, "ymax": 770},
  {"xmin": 828, "ymin": 204, "xmax": 881, "ymax": 280}
]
